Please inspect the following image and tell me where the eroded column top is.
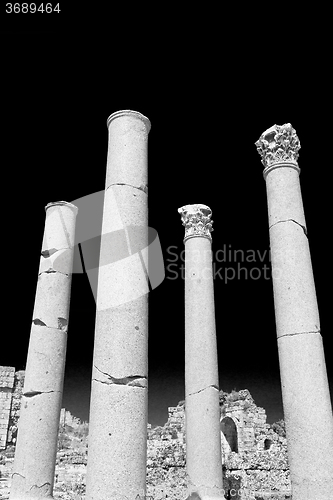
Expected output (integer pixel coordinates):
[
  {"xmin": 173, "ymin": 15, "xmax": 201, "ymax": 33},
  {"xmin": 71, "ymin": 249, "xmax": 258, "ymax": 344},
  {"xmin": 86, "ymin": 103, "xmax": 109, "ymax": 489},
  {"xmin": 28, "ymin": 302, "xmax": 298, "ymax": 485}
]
[
  {"xmin": 45, "ymin": 201, "xmax": 78, "ymax": 214},
  {"xmin": 106, "ymin": 109, "xmax": 151, "ymax": 133},
  {"xmin": 178, "ymin": 204, "xmax": 213, "ymax": 243},
  {"xmin": 255, "ymin": 123, "xmax": 301, "ymax": 178}
]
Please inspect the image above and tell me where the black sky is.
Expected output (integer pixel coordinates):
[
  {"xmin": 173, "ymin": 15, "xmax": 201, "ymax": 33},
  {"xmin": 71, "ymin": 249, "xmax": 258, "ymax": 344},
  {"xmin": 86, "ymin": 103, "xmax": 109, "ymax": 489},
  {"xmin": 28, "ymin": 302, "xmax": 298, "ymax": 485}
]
[{"xmin": 1, "ymin": 23, "xmax": 331, "ymax": 427}]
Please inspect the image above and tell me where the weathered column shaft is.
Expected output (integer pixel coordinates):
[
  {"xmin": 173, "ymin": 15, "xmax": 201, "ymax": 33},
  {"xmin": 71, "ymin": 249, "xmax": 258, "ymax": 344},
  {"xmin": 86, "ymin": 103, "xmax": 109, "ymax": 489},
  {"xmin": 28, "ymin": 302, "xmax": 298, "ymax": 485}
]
[
  {"xmin": 256, "ymin": 124, "xmax": 333, "ymax": 500},
  {"xmin": 85, "ymin": 110, "xmax": 150, "ymax": 500},
  {"xmin": 178, "ymin": 204, "xmax": 225, "ymax": 500},
  {"xmin": 10, "ymin": 201, "xmax": 77, "ymax": 500}
]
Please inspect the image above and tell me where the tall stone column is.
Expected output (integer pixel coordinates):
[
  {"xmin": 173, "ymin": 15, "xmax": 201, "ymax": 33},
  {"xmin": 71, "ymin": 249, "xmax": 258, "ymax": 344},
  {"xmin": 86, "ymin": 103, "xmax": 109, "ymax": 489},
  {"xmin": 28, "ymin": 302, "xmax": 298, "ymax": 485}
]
[
  {"xmin": 85, "ymin": 110, "xmax": 150, "ymax": 500},
  {"xmin": 178, "ymin": 204, "xmax": 225, "ymax": 500},
  {"xmin": 256, "ymin": 124, "xmax": 333, "ymax": 500},
  {"xmin": 10, "ymin": 201, "xmax": 78, "ymax": 500}
]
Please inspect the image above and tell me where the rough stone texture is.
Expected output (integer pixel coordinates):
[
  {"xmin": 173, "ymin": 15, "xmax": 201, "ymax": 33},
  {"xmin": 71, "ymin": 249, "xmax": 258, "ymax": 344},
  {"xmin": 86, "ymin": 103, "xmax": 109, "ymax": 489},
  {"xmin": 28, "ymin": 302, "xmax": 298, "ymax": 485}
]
[
  {"xmin": 0, "ymin": 370, "xmax": 25, "ymax": 450},
  {"xmin": 146, "ymin": 390, "xmax": 291, "ymax": 499},
  {"xmin": 7, "ymin": 371, "xmax": 25, "ymax": 447},
  {"xmin": 0, "ymin": 368, "xmax": 15, "ymax": 450},
  {"xmin": 256, "ymin": 124, "xmax": 333, "ymax": 500},
  {"xmin": 181, "ymin": 218, "xmax": 225, "ymax": 499},
  {"xmin": 9, "ymin": 201, "xmax": 77, "ymax": 500},
  {"xmin": 85, "ymin": 110, "xmax": 150, "ymax": 500},
  {"xmin": 1, "ymin": 388, "xmax": 291, "ymax": 499}
]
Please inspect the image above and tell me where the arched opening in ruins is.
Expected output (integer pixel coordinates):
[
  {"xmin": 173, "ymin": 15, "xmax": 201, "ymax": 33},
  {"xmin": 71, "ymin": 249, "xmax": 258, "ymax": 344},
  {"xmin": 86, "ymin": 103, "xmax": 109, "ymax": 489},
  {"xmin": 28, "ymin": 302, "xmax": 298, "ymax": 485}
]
[
  {"xmin": 264, "ymin": 438, "xmax": 272, "ymax": 450},
  {"xmin": 220, "ymin": 417, "xmax": 238, "ymax": 453},
  {"xmin": 171, "ymin": 429, "xmax": 178, "ymax": 439}
]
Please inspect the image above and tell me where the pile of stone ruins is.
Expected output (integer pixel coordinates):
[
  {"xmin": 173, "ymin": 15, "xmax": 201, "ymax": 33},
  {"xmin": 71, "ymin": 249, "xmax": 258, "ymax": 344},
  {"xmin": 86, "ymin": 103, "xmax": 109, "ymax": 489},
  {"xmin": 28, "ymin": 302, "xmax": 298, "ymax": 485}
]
[
  {"xmin": 1, "ymin": 111, "xmax": 333, "ymax": 500},
  {"xmin": 1, "ymin": 370, "xmax": 289, "ymax": 499}
]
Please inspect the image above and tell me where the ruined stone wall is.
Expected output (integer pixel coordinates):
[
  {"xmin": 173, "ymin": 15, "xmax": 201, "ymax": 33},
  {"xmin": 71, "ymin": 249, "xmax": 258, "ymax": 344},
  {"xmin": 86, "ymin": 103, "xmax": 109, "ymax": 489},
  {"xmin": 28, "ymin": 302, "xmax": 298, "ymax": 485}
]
[
  {"xmin": 0, "ymin": 367, "xmax": 25, "ymax": 448},
  {"xmin": 220, "ymin": 390, "xmax": 268, "ymax": 455},
  {"xmin": 147, "ymin": 390, "xmax": 291, "ymax": 499},
  {"xmin": 7, "ymin": 370, "xmax": 25, "ymax": 445},
  {"xmin": 0, "ymin": 367, "xmax": 15, "ymax": 449},
  {"xmin": 219, "ymin": 390, "xmax": 290, "ymax": 498},
  {"xmin": 1, "ymin": 368, "xmax": 290, "ymax": 498},
  {"xmin": 59, "ymin": 408, "xmax": 82, "ymax": 429}
]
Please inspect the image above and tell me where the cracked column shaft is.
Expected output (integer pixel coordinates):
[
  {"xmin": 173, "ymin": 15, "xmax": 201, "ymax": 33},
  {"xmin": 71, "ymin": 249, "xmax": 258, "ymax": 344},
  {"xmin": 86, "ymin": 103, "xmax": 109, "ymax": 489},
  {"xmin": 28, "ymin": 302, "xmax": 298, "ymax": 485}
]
[
  {"xmin": 256, "ymin": 124, "xmax": 333, "ymax": 500},
  {"xmin": 10, "ymin": 201, "xmax": 78, "ymax": 500},
  {"xmin": 85, "ymin": 110, "xmax": 150, "ymax": 500},
  {"xmin": 178, "ymin": 204, "xmax": 225, "ymax": 499}
]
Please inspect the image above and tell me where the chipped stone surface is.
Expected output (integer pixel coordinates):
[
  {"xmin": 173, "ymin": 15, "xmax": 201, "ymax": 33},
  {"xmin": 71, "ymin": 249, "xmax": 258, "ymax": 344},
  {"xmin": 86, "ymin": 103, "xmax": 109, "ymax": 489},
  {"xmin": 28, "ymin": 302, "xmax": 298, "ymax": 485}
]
[
  {"xmin": 38, "ymin": 248, "xmax": 74, "ymax": 276},
  {"xmin": 10, "ymin": 391, "xmax": 61, "ymax": 497},
  {"xmin": 32, "ymin": 272, "xmax": 72, "ymax": 329},
  {"xmin": 1, "ymin": 387, "xmax": 292, "ymax": 499},
  {"xmin": 10, "ymin": 202, "xmax": 77, "ymax": 500}
]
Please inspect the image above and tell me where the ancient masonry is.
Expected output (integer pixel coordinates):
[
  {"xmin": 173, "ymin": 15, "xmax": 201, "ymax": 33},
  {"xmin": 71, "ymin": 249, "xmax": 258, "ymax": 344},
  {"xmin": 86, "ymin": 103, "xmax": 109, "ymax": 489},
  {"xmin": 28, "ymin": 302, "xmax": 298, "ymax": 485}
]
[
  {"xmin": 0, "ymin": 369, "xmax": 77, "ymax": 451},
  {"xmin": 0, "ymin": 368, "xmax": 24, "ymax": 450},
  {"xmin": 1, "ymin": 370, "xmax": 290, "ymax": 499},
  {"xmin": 148, "ymin": 389, "xmax": 291, "ymax": 499}
]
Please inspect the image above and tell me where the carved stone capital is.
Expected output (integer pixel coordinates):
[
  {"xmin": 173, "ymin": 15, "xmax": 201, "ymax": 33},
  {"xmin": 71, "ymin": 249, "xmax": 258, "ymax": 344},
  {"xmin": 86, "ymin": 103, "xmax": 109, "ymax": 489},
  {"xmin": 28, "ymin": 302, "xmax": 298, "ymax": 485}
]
[
  {"xmin": 255, "ymin": 123, "xmax": 301, "ymax": 176},
  {"xmin": 178, "ymin": 204, "xmax": 213, "ymax": 242}
]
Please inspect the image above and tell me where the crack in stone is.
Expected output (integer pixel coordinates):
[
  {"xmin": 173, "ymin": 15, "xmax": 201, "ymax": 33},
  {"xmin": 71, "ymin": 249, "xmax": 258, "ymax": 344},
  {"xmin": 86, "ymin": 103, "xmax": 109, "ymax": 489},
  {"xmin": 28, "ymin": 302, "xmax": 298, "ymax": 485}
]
[
  {"xmin": 278, "ymin": 329, "xmax": 321, "ymax": 339},
  {"xmin": 107, "ymin": 182, "xmax": 148, "ymax": 194},
  {"xmin": 12, "ymin": 472, "xmax": 25, "ymax": 479},
  {"xmin": 188, "ymin": 384, "xmax": 219, "ymax": 397},
  {"xmin": 269, "ymin": 218, "xmax": 307, "ymax": 236},
  {"xmin": 41, "ymin": 247, "xmax": 70, "ymax": 257},
  {"xmin": 29, "ymin": 481, "xmax": 51, "ymax": 491},
  {"xmin": 32, "ymin": 318, "xmax": 68, "ymax": 332},
  {"xmin": 23, "ymin": 390, "xmax": 59, "ymax": 397},
  {"xmin": 93, "ymin": 365, "xmax": 148, "ymax": 388},
  {"xmin": 38, "ymin": 268, "xmax": 70, "ymax": 276}
]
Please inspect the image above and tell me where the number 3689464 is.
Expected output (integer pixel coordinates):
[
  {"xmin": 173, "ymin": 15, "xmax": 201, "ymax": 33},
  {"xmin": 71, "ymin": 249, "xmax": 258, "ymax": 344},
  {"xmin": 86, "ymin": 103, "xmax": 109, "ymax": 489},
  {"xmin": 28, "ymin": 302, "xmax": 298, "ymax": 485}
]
[{"xmin": 6, "ymin": 3, "xmax": 61, "ymax": 13}]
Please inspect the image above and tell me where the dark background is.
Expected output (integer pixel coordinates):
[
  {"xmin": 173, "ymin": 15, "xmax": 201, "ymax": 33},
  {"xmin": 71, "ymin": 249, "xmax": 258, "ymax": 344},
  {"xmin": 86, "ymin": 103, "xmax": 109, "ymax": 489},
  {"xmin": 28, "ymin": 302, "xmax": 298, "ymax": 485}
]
[{"xmin": 1, "ymin": 17, "xmax": 331, "ymax": 427}]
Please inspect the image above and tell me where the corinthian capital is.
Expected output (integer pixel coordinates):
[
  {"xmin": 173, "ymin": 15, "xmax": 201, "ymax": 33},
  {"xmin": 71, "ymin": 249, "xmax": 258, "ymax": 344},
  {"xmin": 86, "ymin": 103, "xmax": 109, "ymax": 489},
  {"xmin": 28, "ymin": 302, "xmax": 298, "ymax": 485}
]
[
  {"xmin": 178, "ymin": 204, "xmax": 213, "ymax": 242},
  {"xmin": 255, "ymin": 123, "xmax": 301, "ymax": 173}
]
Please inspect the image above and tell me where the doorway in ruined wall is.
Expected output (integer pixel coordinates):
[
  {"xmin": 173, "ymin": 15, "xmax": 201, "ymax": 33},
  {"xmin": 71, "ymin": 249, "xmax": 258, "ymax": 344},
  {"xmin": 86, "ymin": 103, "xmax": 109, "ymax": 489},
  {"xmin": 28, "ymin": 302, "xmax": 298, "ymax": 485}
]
[{"xmin": 220, "ymin": 416, "xmax": 238, "ymax": 453}]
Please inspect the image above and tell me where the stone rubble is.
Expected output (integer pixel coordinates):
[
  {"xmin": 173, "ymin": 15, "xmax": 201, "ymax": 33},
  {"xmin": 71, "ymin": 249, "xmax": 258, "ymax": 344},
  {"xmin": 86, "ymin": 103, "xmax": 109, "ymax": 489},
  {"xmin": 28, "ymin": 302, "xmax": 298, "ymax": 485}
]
[{"xmin": 0, "ymin": 381, "xmax": 292, "ymax": 499}]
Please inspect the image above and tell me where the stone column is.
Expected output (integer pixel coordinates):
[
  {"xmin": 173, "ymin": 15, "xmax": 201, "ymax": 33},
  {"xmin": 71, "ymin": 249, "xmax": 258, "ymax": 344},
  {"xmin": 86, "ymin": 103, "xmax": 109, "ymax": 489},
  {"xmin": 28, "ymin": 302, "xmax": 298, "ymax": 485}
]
[
  {"xmin": 256, "ymin": 124, "xmax": 333, "ymax": 500},
  {"xmin": 85, "ymin": 110, "xmax": 150, "ymax": 500},
  {"xmin": 10, "ymin": 201, "xmax": 78, "ymax": 500},
  {"xmin": 178, "ymin": 204, "xmax": 225, "ymax": 500}
]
